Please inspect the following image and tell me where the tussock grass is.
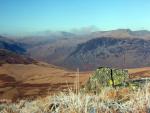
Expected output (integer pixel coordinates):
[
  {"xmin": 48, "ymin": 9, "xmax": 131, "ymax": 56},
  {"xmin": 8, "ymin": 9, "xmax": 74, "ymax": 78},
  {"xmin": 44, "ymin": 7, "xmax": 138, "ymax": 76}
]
[{"xmin": 0, "ymin": 82, "xmax": 150, "ymax": 113}]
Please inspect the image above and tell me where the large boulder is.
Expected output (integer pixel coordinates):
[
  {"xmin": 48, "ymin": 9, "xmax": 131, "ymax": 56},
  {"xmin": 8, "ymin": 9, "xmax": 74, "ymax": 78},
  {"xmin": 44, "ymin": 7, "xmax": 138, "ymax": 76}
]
[{"xmin": 85, "ymin": 67, "xmax": 128, "ymax": 93}]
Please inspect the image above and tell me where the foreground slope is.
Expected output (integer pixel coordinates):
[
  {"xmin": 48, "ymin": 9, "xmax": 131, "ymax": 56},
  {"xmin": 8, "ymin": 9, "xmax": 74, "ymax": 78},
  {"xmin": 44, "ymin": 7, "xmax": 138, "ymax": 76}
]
[
  {"xmin": 0, "ymin": 50, "xmax": 90, "ymax": 100},
  {"xmin": 128, "ymin": 67, "xmax": 150, "ymax": 79},
  {"xmin": 0, "ymin": 63, "xmax": 150, "ymax": 101},
  {"xmin": 0, "ymin": 63, "xmax": 90, "ymax": 100}
]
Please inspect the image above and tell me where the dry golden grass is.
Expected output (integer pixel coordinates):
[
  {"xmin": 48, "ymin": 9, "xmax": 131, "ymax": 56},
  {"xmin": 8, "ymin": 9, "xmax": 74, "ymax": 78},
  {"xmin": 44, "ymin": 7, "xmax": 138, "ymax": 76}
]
[{"xmin": 0, "ymin": 83, "xmax": 150, "ymax": 113}]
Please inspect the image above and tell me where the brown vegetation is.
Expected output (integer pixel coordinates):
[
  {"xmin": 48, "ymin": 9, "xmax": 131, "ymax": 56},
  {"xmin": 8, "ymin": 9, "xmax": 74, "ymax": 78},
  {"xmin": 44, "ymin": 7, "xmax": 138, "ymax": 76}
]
[
  {"xmin": 0, "ymin": 59, "xmax": 149, "ymax": 101},
  {"xmin": 0, "ymin": 63, "xmax": 91, "ymax": 101}
]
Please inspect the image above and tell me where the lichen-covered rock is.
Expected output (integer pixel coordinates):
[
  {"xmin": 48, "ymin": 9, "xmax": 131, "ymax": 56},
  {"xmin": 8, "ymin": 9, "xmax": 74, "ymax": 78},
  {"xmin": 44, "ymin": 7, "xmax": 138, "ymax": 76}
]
[{"xmin": 85, "ymin": 67, "xmax": 128, "ymax": 92}]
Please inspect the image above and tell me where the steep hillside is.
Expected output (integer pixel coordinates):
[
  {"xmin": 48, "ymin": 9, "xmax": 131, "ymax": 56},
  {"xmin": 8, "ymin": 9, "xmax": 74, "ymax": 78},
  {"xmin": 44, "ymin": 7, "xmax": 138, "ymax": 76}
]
[
  {"xmin": 65, "ymin": 37, "xmax": 150, "ymax": 70},
  {"xmin": 19, "ymin": 34, "xmax": 90, "ymax": 65},
  {"xmin": 0, "ymin": 49, "xmax": 37, "ymax": 65},
  {"xmin": 0, "ymin": 36, "xmax": 26, "ymax": 54}
]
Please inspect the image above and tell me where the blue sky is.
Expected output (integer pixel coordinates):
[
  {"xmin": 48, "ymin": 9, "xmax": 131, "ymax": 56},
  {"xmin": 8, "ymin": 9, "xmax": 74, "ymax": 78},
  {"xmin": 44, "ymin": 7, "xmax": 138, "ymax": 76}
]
[{"xmin": 0, "ymin": 0, "xmax": 150, "ymax": 35}]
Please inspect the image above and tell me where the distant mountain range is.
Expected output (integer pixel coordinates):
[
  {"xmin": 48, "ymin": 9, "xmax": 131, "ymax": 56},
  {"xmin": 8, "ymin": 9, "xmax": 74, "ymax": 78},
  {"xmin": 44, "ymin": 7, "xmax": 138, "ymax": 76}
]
[
  {"xmin": 90, "ymin": 29, "xmax": 150, "ymax": 39},
  {"xmin": 65, "ymin": 37, "xmax": 150, "ymax": 70},
  {"xmin": 1, "ymin": 29, "xmax": 150, "ymax": 70}
]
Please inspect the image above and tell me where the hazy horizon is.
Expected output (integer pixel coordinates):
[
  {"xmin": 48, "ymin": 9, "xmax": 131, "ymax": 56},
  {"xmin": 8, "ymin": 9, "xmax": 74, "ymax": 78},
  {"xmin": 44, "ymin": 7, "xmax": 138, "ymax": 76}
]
[
  {"xmin": 1, "ymin": 0, "xmax": 150, "ymax": 36},
  {"xmin": 1, "ymin": 28, "xmax": 150, "ymax": 38}
]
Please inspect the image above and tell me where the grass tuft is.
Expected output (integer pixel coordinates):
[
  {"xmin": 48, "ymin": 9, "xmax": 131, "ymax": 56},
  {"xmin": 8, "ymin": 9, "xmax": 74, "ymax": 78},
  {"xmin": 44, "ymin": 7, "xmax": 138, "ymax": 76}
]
[{"xmin": 0, "ymin": 82, "xmax": 150, "ymax": 113}]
